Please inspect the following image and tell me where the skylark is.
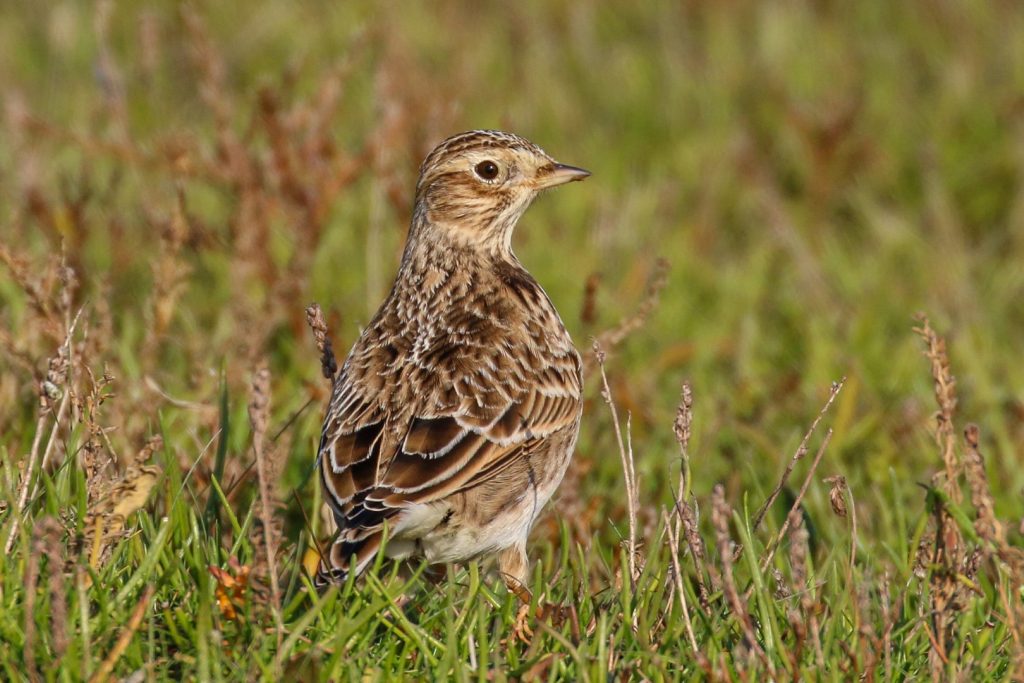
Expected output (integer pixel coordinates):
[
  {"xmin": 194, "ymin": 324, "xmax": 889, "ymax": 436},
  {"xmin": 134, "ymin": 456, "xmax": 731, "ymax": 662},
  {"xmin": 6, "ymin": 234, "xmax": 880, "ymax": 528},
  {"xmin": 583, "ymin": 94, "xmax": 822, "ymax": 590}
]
[{"xmin": 315, "ymin": 130, "xmax": 588, "ymax": 600}]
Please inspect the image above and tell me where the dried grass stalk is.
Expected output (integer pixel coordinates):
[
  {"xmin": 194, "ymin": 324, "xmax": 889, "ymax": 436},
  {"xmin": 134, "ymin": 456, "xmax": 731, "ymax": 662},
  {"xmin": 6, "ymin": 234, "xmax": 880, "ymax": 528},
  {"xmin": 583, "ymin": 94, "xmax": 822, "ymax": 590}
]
[
  {"xmin": 594, "ymin": 340, "xmax": 640, "ymax": 586},
  {"xmin": 753, "ymin": 378, "xmax": 845, "ymax": 532},
  {"xmin": 673, "ymin": 380, "xmax": 694, "ymax": 509},
  {"xmin": 789, "ymin": 511, "xmax": 824, "ymax": 669},
  {"xmin": 584, "ymin": 258, "xmax": 669, "ymax": 374},
  {"xmin": 757, "ymin": 428, "xmax": 833, "ymax": 578},
  {"xmin": 662, "ymin": 509, "xmax": 702, "ymax": 662},
  {"xmin": 146, "ymin": 185, "xmax": 190, "ymax": 346},
  {"xmin": 913, "ymin": 314, "xmax": 965, "ymax": 678},
  {"xmin": 913, "ymin": 313, "xmax": 960, "ymax": 501},
  {"xmin": 824, "ymin": 474, "xmax": 856, "ymax": 576},
  {"xmin": 87, "ymin": 585, "xmax": 155, "ymax": 683},
  {"xmin": 249, "ymin": 366, "xmax": 284, "ymax": 647},
  {"xmin": 5, "ymin": 308, "xmax": 81, "ymax": 554},
  {"xmin": 962, "ymin": 424, "xmax": 1002, "ymax": 544},
  {"xmin": 670, "ymin": 380, "xmax": 711, "ymax": 610},
  {"xmin": 306, "ymin": 303, "xmax": 338, "ymax": 382},
  {"xmin": 710, "ymin": 485, "xmax": 773, "ymax": 675}
]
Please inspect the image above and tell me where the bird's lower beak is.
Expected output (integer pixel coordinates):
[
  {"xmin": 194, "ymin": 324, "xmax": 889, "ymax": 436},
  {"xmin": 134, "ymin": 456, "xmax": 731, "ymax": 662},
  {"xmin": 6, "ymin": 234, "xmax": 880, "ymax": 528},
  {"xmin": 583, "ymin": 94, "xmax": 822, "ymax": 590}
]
[{"xmin": 534, "ymin": 163, "xmax": 591, "ymax": 189}]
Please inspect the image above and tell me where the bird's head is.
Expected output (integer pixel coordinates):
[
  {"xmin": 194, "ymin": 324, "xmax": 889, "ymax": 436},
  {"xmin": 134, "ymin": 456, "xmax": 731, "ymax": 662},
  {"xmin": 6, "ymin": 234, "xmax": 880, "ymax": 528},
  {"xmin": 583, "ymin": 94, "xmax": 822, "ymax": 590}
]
[{"xmin": 411, "ymin": 130, "xmax": 589, "ymax": 254}]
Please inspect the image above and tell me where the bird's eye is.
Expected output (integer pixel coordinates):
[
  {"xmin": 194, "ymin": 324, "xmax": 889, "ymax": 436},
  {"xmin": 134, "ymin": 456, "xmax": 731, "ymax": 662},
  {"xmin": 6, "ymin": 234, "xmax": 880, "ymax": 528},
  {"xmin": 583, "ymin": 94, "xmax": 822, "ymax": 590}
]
[{"xmin": 474, "ymin": 160, "xmax": 500, "ymax": 181}]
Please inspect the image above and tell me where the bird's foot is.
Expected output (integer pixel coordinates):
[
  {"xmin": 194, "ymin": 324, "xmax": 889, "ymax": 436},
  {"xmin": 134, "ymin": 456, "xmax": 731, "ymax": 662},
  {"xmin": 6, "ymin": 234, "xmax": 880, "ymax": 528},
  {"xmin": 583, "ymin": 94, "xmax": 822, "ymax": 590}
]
[
  {"xmin": 510, "ymin": 596, "xmax": 572, "ymax": 644},
  {"xmin": 513, "ymin": 601, "xmax": 535, "ymax": 643}
]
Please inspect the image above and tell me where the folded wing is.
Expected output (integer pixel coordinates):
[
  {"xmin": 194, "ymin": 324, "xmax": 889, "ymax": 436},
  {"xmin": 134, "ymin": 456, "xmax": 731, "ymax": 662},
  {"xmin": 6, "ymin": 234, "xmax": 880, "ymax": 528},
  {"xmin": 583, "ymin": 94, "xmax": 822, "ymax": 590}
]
[{"xmin": 315, "ymin": 338, "xmax": 581, "ymax": 585}]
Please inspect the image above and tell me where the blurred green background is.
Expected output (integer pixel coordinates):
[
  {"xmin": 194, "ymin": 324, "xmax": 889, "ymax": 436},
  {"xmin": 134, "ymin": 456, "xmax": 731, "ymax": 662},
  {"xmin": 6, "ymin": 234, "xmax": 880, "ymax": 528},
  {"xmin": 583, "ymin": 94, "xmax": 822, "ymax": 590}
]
[
  {"xmin": 6, "ymin": 0, "xmax": 1021, "ymax": 516},
  {"xmin": 1, "ymin": 1, "xmax": 1023, "ymax": 674}
]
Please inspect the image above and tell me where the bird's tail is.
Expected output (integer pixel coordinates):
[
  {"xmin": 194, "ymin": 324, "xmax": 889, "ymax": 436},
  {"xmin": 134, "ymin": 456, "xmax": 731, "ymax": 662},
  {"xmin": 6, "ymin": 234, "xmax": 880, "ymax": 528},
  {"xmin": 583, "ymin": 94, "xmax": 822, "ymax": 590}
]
[{"xmin": 313, "ymin": 533, "xmax": 382, "ymax": 590}]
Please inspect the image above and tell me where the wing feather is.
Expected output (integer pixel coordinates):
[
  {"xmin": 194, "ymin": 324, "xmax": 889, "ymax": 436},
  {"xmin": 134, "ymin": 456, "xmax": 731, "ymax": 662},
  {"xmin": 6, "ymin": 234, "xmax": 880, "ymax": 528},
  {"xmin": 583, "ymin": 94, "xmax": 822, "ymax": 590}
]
[{"xmin": 319, "ymin": 352, "xmax": 578, "ymax": 513}]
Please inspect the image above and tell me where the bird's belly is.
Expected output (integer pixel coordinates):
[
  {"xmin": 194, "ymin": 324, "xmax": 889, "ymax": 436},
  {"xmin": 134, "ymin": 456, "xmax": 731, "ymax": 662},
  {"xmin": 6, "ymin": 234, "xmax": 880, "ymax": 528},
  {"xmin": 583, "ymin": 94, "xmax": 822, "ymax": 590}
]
[
  {"xmin": 421, "ymin": 446, "xmax": 575, "ymax": 564},
  {"xmin": 378, "ymin": 499, "xmax": 537, "ymax": 564},
  {"xmin": 418, "ymin": 497, "xmax": 538, "ymax": 564},
  {"xmin": 383, "ymin": 426, "xmax": 580, "ymax": 566}
]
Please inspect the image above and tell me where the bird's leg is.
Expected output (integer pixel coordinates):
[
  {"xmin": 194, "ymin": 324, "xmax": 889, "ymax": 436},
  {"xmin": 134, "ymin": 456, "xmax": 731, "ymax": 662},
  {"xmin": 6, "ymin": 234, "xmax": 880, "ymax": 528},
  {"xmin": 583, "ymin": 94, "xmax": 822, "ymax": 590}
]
[
  {"xmin": 498, "ymin": 543, "xmax": 531, "ymax": 600},
  {"xmin": 499, "ymin": 544, "xmax": 537, "ymax": 641}
]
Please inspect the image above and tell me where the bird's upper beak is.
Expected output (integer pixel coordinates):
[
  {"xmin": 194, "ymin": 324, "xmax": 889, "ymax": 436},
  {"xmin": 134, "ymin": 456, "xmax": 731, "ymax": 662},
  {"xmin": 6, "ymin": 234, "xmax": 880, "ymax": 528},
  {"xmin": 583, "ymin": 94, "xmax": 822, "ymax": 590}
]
[{"xmin": 534, "ymin": 163, "xmax": 591, "ymax": 190}]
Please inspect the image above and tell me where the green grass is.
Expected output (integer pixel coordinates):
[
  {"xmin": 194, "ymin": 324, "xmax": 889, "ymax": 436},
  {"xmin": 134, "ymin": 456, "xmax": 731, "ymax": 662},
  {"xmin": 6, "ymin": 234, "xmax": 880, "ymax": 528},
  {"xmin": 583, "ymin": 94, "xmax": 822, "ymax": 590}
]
[{"xmin": 1, "ymin": 1, "xmax": 1023, "ymax": 680}]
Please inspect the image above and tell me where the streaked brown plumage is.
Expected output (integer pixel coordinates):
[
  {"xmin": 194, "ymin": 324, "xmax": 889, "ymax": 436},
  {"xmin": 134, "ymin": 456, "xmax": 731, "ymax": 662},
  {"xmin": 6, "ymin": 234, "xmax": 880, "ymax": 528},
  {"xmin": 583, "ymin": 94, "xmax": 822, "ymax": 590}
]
[{"xmin": 314, "ymin": 130, "xmax": 588, "ymax": 597}]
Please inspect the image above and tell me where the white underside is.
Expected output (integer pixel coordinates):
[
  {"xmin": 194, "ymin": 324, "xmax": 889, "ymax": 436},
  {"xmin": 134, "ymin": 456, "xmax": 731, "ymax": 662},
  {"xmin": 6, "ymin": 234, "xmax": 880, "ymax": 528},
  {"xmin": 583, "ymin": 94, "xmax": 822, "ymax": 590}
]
[{"xmin": 383, "ymin": 437, "xmax": 576, "ymax": 564}]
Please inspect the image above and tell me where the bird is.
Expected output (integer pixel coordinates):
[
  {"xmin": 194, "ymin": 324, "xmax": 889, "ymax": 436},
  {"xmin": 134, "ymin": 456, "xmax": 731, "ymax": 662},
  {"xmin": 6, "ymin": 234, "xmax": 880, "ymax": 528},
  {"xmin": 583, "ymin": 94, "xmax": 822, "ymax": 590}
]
[{"xmin": 314, "ymin": 129, "xmax": 589, "ymax": 602}]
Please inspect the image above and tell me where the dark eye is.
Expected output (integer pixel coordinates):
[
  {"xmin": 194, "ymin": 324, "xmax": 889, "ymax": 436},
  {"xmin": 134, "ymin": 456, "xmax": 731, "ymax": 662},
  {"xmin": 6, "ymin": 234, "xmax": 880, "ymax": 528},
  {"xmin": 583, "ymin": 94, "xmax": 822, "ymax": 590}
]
[{"xmin": 474, "ymin": 160, "xmax": 500, "ymax": 181}]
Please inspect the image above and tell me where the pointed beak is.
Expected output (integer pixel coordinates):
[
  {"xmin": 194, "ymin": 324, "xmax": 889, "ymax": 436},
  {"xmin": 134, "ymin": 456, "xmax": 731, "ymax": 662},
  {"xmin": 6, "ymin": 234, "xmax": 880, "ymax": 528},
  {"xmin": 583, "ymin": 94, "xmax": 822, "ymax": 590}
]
[{"xmin": 534, "ymin": 163, "xmax": 591, "ymax": 190}]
